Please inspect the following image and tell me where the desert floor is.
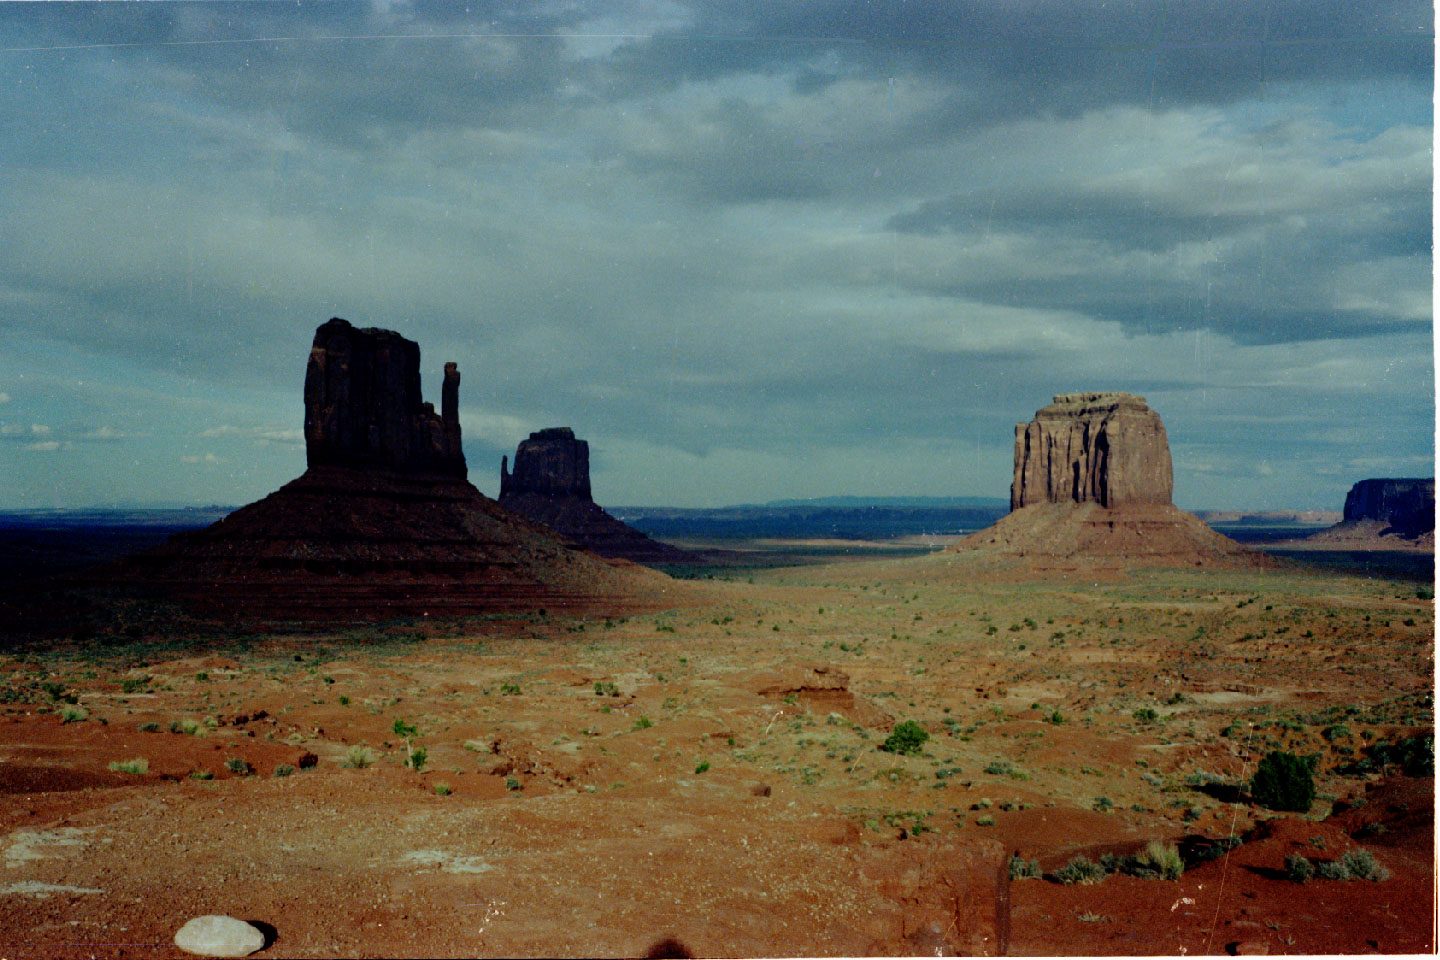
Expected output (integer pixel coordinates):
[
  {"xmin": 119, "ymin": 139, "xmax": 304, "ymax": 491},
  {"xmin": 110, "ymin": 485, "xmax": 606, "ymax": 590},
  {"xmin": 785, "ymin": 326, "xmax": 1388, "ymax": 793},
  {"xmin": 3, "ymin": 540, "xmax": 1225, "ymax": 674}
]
[{"xmin": 0, "ymin": 548, "xmax": 1432, "ymax": 957}]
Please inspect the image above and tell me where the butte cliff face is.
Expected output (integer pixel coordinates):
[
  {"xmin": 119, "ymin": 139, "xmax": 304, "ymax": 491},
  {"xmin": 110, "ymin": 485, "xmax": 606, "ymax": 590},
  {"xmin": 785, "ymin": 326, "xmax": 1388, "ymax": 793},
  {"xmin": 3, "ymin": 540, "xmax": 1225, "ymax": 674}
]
[
  {"xmin": 499, "ymin": 428, "xmax": 691, "ymax": 565},
  {"xmin": 304, "ymin": 318, "xmax": 465, "ymax": 477},
  {"xmin": 1296, "ymin": 477, "xmax": 1436, "ymax": 550},
  {"xmin": 1343, "ymin": 478, "xmax": 1435, "ymax": 537},
  {"xmin": 1011, "ymin": 392, "xmax": 1172, "ymax": 510},
  {"xmin": 104, "ymin": 321, "xmax": 664, "ymax": 620},
  {"xmin": 958, "ymin": 392, "xmax": 1249, "ymax": 566}
]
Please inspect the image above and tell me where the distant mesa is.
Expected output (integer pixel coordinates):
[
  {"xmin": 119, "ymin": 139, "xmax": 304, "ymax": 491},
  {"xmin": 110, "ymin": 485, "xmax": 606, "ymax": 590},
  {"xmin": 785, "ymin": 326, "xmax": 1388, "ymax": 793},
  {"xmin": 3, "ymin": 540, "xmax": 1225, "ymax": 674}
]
[
  {"xmin": 102, "ymin": 319, "xmax": 665, "ymax": 620},
  {"xmin": 956, "ymin": 392, "xmax": 1251, "ymax": 564},
  {"xmin": 499, "ymin": 428, "xmax": 693, "ymax": 565},
  {"xmin": 1292, "ymin": 478, "xmax": 1435, "ymax": 551}
]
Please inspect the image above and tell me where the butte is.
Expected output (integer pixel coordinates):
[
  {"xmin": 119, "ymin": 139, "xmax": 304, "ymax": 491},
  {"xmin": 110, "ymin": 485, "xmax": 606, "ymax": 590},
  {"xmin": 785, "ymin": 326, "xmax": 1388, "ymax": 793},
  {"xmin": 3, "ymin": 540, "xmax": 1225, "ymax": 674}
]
[
  {"xmin": 1295, "ymin": 477, "xmax": 1435, "ymax": 551},
  {"xmin": 498, "ymin": 428, "xmax": 693, "ymax": 565},
  {"xmin": 953, "ymin": 392, "xmax": 1251, "ymax": 566},
  {"xmin": 108, "ymin": 319, "xmax": 667, "ymax": 620}
]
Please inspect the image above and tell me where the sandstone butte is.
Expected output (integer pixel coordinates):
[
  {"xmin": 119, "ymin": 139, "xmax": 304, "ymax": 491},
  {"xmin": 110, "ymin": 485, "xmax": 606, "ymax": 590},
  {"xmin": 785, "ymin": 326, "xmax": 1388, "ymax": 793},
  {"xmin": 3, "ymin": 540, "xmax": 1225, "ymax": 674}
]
[
  {"xmin": 499, "ymin": 428, "xmax": 693, "ymax": 565},
  {"xmin": 955, "ymin": 392, "xmax": 1251, "ymax": 564},
  {"xmin": 102, "ymin": 319, "xmax": 669, "ymax": 621},
  {"xmin": 1297, "ymin": 477, "xmax": 1436, "ymax": 551}
]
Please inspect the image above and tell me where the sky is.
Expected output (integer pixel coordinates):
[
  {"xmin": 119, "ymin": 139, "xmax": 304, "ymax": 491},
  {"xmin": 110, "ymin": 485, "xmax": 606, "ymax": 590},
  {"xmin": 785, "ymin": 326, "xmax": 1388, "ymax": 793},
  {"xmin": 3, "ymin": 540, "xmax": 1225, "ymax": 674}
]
[{"xmin": 0, "ymin": 1, "xmax": 1432, "ymax": 511}]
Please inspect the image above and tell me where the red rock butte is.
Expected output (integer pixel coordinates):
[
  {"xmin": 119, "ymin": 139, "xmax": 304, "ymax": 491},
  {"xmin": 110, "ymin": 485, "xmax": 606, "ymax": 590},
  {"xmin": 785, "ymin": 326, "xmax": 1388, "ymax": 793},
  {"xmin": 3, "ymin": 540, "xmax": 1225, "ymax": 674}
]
[
  {"xmin": 103, "ymin": 320, "xmax": 669, "ymax": 621},
  {"xmin": 957, "ymin": 392, "xmax": 1251, "ymax": 564},
  {"xmin": 499, "ymin": 428, "xmax": 693, "ymax": 565}
]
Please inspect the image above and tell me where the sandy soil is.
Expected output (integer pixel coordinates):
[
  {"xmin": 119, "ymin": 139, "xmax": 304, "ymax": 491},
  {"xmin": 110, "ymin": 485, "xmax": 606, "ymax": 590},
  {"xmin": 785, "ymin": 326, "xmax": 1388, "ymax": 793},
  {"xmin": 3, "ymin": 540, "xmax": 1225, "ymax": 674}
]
[{"xmin": 0, "ymin": 549, "xmax": 1432, "ymax": 957}]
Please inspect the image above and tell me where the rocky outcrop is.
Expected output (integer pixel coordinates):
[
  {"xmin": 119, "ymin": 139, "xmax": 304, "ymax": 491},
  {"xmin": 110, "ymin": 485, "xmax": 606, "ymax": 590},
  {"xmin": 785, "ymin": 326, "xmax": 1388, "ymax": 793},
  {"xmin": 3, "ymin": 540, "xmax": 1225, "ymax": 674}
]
[
  {"xmin": 99, "ymin": 321, "xmax": 667, "ymax": 621},
  {"xmin": 304, "ymin": 318, "xmax": 465, "ymax": 477},
  {"xmin": 957, "ymin": 392, "xmax": 1252, "ymax": 566},
  {"xmin": 500, "ymin": 428, "xmax": 591, "ymax": 500},
  {"xmin": 1343, "ymin": 478, "xmax": 1435, "ymax": 537},
  {"xmin": 499, "ymin": 428, "xmax": 692, "ymax": 565},
  {"xmin": 1011, "ymin": 392, "xmax": 1172, "ymax": 510}
]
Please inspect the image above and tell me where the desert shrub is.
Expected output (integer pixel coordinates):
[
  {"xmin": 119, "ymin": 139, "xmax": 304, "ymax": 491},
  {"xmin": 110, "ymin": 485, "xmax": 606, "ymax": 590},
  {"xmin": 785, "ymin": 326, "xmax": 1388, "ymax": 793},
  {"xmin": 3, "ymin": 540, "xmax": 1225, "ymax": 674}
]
[
  {"xmin": 1250, "ymin": 751, "xmax": 1316, "ymax": 812},
  {"xmin": 1322, "ymin": 724, "xmax": 1351, "ymax": 742},
  {"xmin": 975, "ymin": 816, "xmax": 995, "ymax": 826},
  {"xmin": 60, "ymin": 705, "xmax": 88, "ymax": 724},
  {"xmin": 1134, "ymin": 841, "xmax": 1184, "ymax": 881},
  {"xmin": 499, "ymin": 683, "xmax": 522, "ymax": 695},
  {"xmin": 1008, "ymin": 856, "xmax": 1042, "ymax": 879},
  {"xmin": 593, "ymin": 681, "xmax": 619, "ymax": 697},
  {"xmin": 881, "ymin": 721, "xmax": 929, "ymax": 756},
  {"xmin": 1133, "ymin": 708, "xmax": 1159, "ymax": 724},
  {"xmin": 342, "ymin": 745, "xmax": 375, "ymax": 769},
  {"xmin": 505, "ymin": 776, "xmax": 522, "ymax": 791},
  {"xmin": 1334, "ymin": 849, "xmax": 1390, "ymax": 881},
  {"xmin": 1092, "ymin": 796, "xmax": 1113, "ymax": 813},
  {"xmin": 273, "ymin": 764, "xmax": 295, "ymax": 778},
  {"xmin": 1054, "ymin": 856, "xmax": 1107, "ymax": 885},
  {"xmin": 120, "ymin": 675, "xmax": 150, "ymax": 694},
  {"xmin": 407, "ymin": 746, "xmax": 428, "ymax": 772},
  {"xmin": 1284, "ymin": 854, "xmax": 1315, "ymax": 883},
  {"xmin": 225, "ymin": 757, "xmax": 251, "ymax": 776},
  {"xmin": 434, "ymin": 781, "xmax": 452, "ymax": 796},
  {"xmin": 1316, "ymin": 859, "xmax": 1348, "ymax": 880},
  {"xmin": 1374, "ymin": 735, "xmax": 1434, "ymax": 777},
  {"xmin": 189, "ymin": 770, "xmax": 213, "ymax": 780},
  {"xmin": 694, "ymin": 761, "xmax": 711, "ymax": 774},
  {"xmin": 108, "ymin": 758, "xmax": 148, "ymax": 775},
  {"xmin": 983, "ymin": 760, "xmax": 1014, "ymax": 776},
  {"xmin": 632, "ymin": 716, "xmax": 653, "ymax": 731}
]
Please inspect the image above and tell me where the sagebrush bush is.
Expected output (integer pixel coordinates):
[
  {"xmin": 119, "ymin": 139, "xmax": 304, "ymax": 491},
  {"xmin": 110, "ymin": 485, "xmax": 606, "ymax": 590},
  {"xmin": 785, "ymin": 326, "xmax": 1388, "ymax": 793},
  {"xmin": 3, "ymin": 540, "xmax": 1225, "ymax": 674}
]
[
  {"xmin": 1250, "ymin": 751, "xmax": 1316, "ymax": 812},
  {"xmin": 1136, "ymin": 840, "xmax": 1184, "ymax": 881},
  {"xmin": 225, "ymin": 757, "xmax": 250, "ymax": 776},
  {"xmin": 60, "ymin": 705, "xmax": 88, "ymax": 724},
  {"xmin": 342, "ymin": 745, "xmax": 375, "ymax": 769},
  {"xmin": 1008, "ymin": 856, "xmax": 1042, "ymax": 879},
  {"xmin": 1336, "ymin": 849, "xmax": 1390, "ymax": 881},
  {"xmin": 1054, "ymin": 856, "xmax": 1107, "ymax": 885}
]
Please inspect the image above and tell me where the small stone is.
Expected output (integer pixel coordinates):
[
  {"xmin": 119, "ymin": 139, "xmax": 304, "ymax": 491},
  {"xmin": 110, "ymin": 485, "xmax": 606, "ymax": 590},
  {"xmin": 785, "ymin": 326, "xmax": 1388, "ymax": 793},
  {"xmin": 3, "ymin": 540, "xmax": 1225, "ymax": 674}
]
[
  {"xmin": 174, "ymin": 915, "xmax": 265, "ymax": 957},
  {"xmin": 1227, "ymin": 941, "xmax": 1269, "ymax": 956}
]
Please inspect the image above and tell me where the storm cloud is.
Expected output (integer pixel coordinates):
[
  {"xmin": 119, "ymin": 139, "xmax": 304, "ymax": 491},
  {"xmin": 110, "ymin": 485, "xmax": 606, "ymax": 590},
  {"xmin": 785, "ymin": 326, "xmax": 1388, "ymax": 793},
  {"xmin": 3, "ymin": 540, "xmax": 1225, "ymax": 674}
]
[{"xmin": 0, "ymin": 1, "xmax": 1431, "ymax": 509}]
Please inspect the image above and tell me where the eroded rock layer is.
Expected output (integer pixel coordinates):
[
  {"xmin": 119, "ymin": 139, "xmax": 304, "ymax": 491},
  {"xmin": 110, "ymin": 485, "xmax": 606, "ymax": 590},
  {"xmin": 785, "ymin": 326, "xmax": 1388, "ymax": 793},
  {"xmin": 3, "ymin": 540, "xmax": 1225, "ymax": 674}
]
[
  {"xmin": 500, "ymin": 428, "xmax": 692, "ymax": 565},
  {"xmin": 1295, "ymin": 478, "xmax": 1436, "ymax": 551},
  {"xmin": 1011, "ymin": 392, "xmax": 1172, "ymax": 510},
  {"xmin": 102, "ymin": 321, "xmax": 667, "ymax": 620}
]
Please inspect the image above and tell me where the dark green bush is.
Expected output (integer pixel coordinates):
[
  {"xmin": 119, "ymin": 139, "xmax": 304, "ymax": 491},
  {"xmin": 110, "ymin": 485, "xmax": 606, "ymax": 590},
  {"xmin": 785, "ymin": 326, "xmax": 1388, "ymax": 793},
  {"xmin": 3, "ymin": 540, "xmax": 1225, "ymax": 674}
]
[
  {"xmin": 1053, "ymin": 856, "xmax": 1107, "ymax": 885},
  {"xmin": 1250, "ymin": 751, "xmax": 1316, "ymax": 812},
  {"xmin": 1284, "ymin": 853, "xmax": 1315, "ymax": 884},
  {"xmin": 881, "ymin": 721, "xmax": 930, "ymax": 756}
]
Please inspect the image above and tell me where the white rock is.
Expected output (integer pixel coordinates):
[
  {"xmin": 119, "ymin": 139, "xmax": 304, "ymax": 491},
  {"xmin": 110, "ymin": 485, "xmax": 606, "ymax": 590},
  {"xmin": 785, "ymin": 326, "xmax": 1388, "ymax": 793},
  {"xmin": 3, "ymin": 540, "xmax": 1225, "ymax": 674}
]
[{"xmin": 174, "ymin": 915, "xmax": 266, "ymax": 957}]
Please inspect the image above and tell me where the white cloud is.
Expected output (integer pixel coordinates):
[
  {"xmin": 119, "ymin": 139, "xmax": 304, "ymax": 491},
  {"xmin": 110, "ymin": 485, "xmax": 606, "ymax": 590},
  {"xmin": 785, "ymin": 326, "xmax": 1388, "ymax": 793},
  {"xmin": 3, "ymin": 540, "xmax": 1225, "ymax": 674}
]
[
  {"xmin": 180, "ymin": 452, "xmax": 223, "ymax": 464},
  {"xmin": 0, "ymin": 392, "xmax": 9, "ymax": 404},
  {"xmin": 24, "ymin": 440, "xmax": 60, "ymax": 452},
  {"xmin": 29, "ymin": 424, "xmax": 49, "ymax": 435}
]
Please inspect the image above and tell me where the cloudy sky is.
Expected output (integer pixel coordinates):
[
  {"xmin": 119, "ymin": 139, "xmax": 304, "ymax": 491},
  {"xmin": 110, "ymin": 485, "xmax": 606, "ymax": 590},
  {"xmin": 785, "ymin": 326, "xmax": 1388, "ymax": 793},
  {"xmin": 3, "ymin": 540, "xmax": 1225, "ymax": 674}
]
[{"xmin": 0, "ymin": 1, "xmax": 1432, "ymax": 510}]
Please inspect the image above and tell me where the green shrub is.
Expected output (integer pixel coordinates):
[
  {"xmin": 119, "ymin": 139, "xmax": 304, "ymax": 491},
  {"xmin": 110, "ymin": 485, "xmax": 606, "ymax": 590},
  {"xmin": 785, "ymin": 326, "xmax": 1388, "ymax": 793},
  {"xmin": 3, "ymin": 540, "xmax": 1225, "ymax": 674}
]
[
  {"xmin": 1054, "ymin": 856, "xmax": 1107, "ymax": 885},
  {"xmin": 1284, "ymin": 854, "xmax": 1315, "ymax": 883},
  {"xmin": 1008, "ymin": 856, "xmax": 1042, "ymax": 879},
  {"xmin": 109, "ymin": 758, "xmax": 148, "ymax": 775},
  {"xmin": 137, "ymin": 721, "xmax": 161, "ymax": 733},
  {"xmin": 1092, "ymin": 796, "xmax": 1113, "ymax": 813},
  {"xmin": 59, "ymin": 705, "xmax": 88, "ymax": 724},
  {"xmin": 434, "ymin": 781, "xmax": 452, "ymax": 796},
  {"xmin": 120, "ymin": 675, "xmax": 151, "ymax": 694},
  {"xmin": 1133, "ymin": 708, "xmax": 1159, "ymax": 724},
  {"xmin": 273, "ymin": 764, "xmax": 295, "ymax": 778},
  {"xmin": 632, "ymin": 716, "xmax": 653, "ymax": 731},
  {"xmin": 225, "ymin": 757, "xmax": 251, "ymax": 776},
  {"xmin": 1250, "ymin": 751, "xmax": 1316, "ymax": 812},
  {"xmin": 499, "ymin": 683, "xmax": 522, "ymax": 695},
  {"xmin": 505, "ymin": 776, "xmax": 521, "ymax": 791},
  {"xmin": 189, "ymin": 769, "xmax": 213, "ymax": 780},
  {"xmin": 407, "ymin": 746, "xmax": 428, "ymax": 772},
  {"xmin": 1332, "ymin": 849, "xmax": 1390, "ymax": 881},
  {"xmin": 881, "ymin": 721, "xmax": 929, "ymax": 756},
  {"xmin": 694, "ymin": 761, "xmax": 711, "ymax": 774},
  {"xmin": 1135, "ymin": 840, "xmax": 1184, "ymax": 881}
]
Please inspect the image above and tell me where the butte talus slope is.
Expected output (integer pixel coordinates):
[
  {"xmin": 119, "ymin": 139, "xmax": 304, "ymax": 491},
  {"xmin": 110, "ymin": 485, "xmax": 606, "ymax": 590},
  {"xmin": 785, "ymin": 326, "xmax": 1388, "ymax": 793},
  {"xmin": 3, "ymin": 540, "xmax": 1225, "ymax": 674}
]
[
  {"xmin": 1294, "ymin": 477, "xmax": 1436, "ymax": 551},
  {"xmin": 109, "ymin": 319, "xmax": 667, "ymax": 620},
  {"xmin": 499, "ymin": 428, "xmax": 693, "ymax": 565},
  {"xmin": 956, "ymin": 392, "xmax": 1251, "ymax": 564}
]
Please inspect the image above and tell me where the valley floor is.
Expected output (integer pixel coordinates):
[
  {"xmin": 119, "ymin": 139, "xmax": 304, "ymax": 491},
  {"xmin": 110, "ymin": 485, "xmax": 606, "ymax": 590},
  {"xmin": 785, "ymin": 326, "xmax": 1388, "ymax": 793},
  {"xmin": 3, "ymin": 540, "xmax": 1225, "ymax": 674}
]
[{"xmin": 0, "ymin": 549, "xmax": 1432, "ymax": 957}]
